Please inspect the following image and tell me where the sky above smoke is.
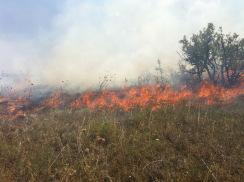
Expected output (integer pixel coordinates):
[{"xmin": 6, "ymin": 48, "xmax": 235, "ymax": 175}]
[{"xmin": 0, "ymin": 0, "xmax": 244, "ymax": 89}]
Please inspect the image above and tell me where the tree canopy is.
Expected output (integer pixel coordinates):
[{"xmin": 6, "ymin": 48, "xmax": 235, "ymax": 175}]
[{"xmin": 179, "ymin": 23, "xmax": 244, "ymax": 87}]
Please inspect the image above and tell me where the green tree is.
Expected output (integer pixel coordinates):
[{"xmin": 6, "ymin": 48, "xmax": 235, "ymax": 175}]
[
  {"xmin": 216, "ymin": 29, "xmax": 244, "ymax": 86},
  {"xmin": 179, "ymin": 23, "xmax": 244, "ymax": 87}
]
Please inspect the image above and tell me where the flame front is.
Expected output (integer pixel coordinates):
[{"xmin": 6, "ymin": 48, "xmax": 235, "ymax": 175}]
[
  {"xmin": 70, "ymin": 82, "xmax": 243, "ymax": 111},
  {"xmin": 0, "ymin": 82, "xmax": 243, "ymax": 120}
]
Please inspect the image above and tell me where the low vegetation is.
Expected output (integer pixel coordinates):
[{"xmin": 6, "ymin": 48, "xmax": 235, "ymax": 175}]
[{"xmin": 0, "ymin": 102, "xmax": 243, "ymax": 181}]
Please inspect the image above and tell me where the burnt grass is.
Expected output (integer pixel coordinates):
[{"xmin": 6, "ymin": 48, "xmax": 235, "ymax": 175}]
[{"xmin": 0, "ymin": 103, "xmax": 243, "ymax": 182}]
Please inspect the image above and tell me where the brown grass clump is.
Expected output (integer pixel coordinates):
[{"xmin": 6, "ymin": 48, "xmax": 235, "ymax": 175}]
[{"xmin": 0, "ymin": 104, "xmax": 243, "ymax": 181}]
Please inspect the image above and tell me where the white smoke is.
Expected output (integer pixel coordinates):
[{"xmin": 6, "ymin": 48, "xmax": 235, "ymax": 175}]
[{"xmin": 1, "ymin": 0, "xmax": 244, "ymax": 90}]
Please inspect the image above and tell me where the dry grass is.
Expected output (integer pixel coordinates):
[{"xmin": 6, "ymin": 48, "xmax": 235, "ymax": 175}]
[{"xmin": 0, "ymin": 103, "xmax": 243, "ymax": 181}]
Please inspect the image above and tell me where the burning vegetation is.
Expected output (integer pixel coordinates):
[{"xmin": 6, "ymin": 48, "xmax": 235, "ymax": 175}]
[
  {"xmin": 1, "ymin": 23, "xmax": 243, "ymax": 121},
  {"xmin": 0, "ymin": 23, "xmax": 243, "ymax": 181},
  {"xmin": 0, "ymin": 94, "xmax": 243, "ymax": 181},
  {"xmin": 0, "ymin": 81, "xmax": 243, "ymax": 121}
]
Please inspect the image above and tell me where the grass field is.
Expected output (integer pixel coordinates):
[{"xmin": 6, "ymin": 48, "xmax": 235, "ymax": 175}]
[{"xmin": 0, "ymin": 102, "xmax": 243, "ymax": 181}]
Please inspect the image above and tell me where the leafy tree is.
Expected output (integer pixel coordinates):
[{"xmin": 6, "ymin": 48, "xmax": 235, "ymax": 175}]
[
  {"xmin": 216, "ymin": 29, "xmax": 244, "ymax": 86},
  {"xmin": 179, "ymin": 23, "xmax": 244, "ymax": 87}
]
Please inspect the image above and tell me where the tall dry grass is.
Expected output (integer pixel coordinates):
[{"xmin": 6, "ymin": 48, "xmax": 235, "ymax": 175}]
[{"xmin": 0, "ymin": 103, "xmax": 243, "ymax": 181}]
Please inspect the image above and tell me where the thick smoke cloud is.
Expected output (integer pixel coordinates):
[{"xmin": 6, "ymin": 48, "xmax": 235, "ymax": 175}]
[{"xmin": 0, "ymin": 0, "xmax": 244, "ymax": 90}]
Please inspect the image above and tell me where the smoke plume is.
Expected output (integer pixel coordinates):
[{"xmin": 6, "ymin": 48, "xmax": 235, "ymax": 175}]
[{"xmin": 0, "ymin": 0, "xmax": 243, "ymax": 90}]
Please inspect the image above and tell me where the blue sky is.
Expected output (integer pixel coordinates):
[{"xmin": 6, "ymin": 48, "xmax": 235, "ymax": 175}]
[
  {"xmin": 0, "ymin": 0, "xmax": 61, "ymax": 37},
  {"xmin": 1, "ymin": 0, "xmax": 243, "ymax": 37},
  {"xmin": 0, "ymin": 0, "xmax": 243, "ymax": 88},
  {"xmin": 1, "ymin": 0, "xmax": 243, "ymax": 38}
]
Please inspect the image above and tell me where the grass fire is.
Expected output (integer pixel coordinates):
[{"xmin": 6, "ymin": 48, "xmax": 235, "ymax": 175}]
[
  {"xmin": 0, "ymin": 81, "xmax": 244, "ymax": 121},
  {"xmin": 0, "ymin": 1, "xmax": 244, "ymax": 181}
]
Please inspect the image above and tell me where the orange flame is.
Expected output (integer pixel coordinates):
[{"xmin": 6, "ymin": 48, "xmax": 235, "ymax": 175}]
[
  {"xmin": 0, "ymin": 82, "xmax": 243, "ymax": 120},
  {"xmin": 70, "ymin": 82, "xmax": 244, "ymax": 111}
]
